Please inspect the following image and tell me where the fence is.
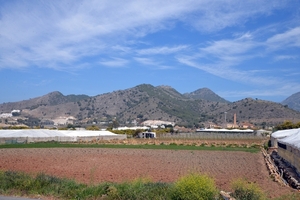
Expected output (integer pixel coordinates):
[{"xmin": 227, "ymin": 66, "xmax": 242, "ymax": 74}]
[{"xmin": 158, "ymin": 132, "xmax": 265, "ymax": 140}]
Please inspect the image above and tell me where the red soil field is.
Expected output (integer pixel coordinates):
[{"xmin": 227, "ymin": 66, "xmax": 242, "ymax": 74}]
[{"xmin": 0, "ymin": 148, "xmax": 296, "ymax": 199}]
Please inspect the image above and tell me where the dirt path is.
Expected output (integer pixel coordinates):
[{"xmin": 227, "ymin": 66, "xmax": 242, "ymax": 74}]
[{"xmin": 0, "ymin": 148, "xmax": 295, "ymax": 198}]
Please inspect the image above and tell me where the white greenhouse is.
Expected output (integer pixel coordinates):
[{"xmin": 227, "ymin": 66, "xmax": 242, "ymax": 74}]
[{"xmin": 0, "ymin": 129, "xmax": 126, "ymax": 144}]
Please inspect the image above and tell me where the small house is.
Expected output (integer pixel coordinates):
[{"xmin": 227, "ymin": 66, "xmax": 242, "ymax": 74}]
[{"xmin": 138, "ymin": 132, "xmax": 156, "ymax": 138}]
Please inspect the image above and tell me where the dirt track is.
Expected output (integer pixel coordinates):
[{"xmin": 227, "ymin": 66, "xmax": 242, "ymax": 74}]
[{"xmin": 0, "ymin": 148, "xmax": 295, "ymax": 198}]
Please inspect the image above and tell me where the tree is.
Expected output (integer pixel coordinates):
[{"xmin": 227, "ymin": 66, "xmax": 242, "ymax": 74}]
[
  {"xmin": 112, "ymin": 119, "xmax": 119, "ymax": 128},
  {"xmin": 261, "ymin": 122, "xmax": 266, "ymax": 129},
  {"xmin": 275, "ymin": 121, "xmax": 298, "ymax": 130},
  {"xmin": 67, "ymin": 124, "xmax": 75, "ymax": 130},
  {"xmin": 12, "ymin": 112, "xmax": 20, "ymax": 116}
]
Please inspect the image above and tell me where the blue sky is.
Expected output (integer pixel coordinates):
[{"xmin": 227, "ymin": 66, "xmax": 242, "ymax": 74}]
[{"xmin": 1, "ymin": 1, "xmax": 300, "ymax": 103}]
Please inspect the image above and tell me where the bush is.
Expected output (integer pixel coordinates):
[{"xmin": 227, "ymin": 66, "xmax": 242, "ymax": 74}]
[
  {"xmin": 107, "ymin": 178, "xmax": 170, "ymax": 200},
  {"xmin": 86, "ymin": 125, "xmax": 100, "ymax": 130},
  {"xmin": 171, "ymin": 173, "xmax": 218, "ymax": 200},
  {"xmin": 231, "ymin": 178, "xmax": 266, "ymax": 200}
]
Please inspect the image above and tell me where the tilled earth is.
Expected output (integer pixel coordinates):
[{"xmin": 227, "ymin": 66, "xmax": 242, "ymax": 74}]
[{"xmin": 0, "ymin": 148, "xmax": 295, "ymax": 198}]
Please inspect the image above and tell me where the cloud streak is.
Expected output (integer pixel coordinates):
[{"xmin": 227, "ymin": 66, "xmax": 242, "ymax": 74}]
[
  {"xmin": 137, "ymin": 45, "xmax": 189, "ymax": 55},
  {"xmin": 266, "ymin": 27, "xmax": 300, "ymax": 49},
  {"xmin": 99, "ymin": 58, "xmax": 129, "ymax": 68},
  {"xmin": 0, "ymin": 0, "xmax": 288, "ymax": 71}
]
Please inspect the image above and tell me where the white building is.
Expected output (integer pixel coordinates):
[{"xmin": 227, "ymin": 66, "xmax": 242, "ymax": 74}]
[{"xmin": 0, "ymin": 113, "xmax": 12, "ymax": 118}]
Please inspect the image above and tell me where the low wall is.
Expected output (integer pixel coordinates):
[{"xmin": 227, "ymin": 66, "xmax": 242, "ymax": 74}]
[
  {"xmin": 160, "ymin": 132, "xmax": 261, "ymax": 139},
  {"xmin": 77, "ymin": 135, "xmax": 127, "ymax": 141},
  {"xmin": 0, "ymin": 135, "xmax": 127, "ymax": 144},
  {"xmin": 278, "ymin": 146, "xmax": 300, "ymax": 175}
]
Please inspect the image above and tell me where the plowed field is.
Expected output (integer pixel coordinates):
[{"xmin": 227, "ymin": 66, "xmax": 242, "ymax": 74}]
[{"xmin": 0, "ymin": 148, "xmax": 295, "ymax": 198}]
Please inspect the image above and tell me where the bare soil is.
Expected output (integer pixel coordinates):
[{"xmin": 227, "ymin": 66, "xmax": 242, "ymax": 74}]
[{"xmin": 0, "ymin": 148, "xmax": 296, "ymax": 199}]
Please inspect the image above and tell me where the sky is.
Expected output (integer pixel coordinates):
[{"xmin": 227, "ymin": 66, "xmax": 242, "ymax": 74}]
[{"xmin": 1, "ymin": 0, "xmax": 300, "ymax": 104}]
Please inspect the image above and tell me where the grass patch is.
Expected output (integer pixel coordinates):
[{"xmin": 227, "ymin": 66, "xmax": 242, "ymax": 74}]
[{"xmin": 0, "ymin": 142, "xmax": 260, "ymax": 153}]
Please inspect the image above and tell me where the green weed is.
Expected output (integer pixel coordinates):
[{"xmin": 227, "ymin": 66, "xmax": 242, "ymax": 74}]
[{"xmin": 231, "ymin": 178, "xmax": 266, "ymax": 200}]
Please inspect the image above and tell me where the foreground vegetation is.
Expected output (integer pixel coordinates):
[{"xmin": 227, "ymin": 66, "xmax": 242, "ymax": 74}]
[{"xmin": 0, "ymin": 170, "xmax": 299, "ymax": 200}]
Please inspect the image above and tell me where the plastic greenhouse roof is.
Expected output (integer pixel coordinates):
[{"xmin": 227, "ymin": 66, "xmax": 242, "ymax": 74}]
[
  {"xmin": 0, "ymin": 129, "xmax": 117, "ymax": 138},
  {"xmin": 271, "ymin": 128, "xmax": 300, "ymax": 139},
  {"xmin": 278, "ymin": 131, "xmax": 300, "ymax": 149}
]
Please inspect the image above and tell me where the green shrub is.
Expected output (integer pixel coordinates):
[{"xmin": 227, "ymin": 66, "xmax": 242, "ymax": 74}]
[
  {"xmin": 108, "ymin": 178, "xmax": 170, "ymax": 200},
  {"xmin": 85, "ymin": 125, "xmax": 100, "ymax": 130},
  {"xmin": 231, "ymin": 178, "xmax": 266, "ymax": 200},
  {"xmin": 0, "ymin": 171, "xmax": 32, "ymax": 191},
  {"xmin": 171, "ymin": 173, "xmax": 218, "ymax": 200}
]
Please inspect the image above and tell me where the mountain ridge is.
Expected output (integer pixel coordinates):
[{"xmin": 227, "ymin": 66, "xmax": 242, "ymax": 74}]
[
  {"xmin": 1, "ymin": 84, "xmax": 300, "ymax": 127},
  {"xmin": 184, "ymin": 88, "xmax": 229, "ymax": 103}
]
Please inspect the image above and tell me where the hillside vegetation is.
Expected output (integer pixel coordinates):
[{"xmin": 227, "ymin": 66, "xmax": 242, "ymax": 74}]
[{"xmin": 1, "ymin": 84, "xmax": 300, "ymax": 128}]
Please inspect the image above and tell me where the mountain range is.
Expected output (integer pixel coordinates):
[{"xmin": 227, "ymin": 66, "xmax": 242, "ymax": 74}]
[
  {"xmin": 281, "ymin": 92, "xmax": 300, "ymax": 112},
  {"xmin": 0, "ymin": 84, "xmax": 300, "ymax": 128}
]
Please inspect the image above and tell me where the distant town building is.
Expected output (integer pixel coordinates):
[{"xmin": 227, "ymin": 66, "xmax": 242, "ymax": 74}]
[
  {"xmin": 52, "ymin": 116, "xmax": 76, "ymax": 126},
  {"xmin": 113, "ymin": 126, "xmax": 149, "ymax": 130},
  {"xmin": 0, "ymin": 113, "xmax": 12, "ymax": 118},
  {"xmin": 239, "ymin": 122, "xmax": 255, "ymax": 129},
  {"xmin": 141, "ymin": 120, "xmax": 175, "ymax": 127}
]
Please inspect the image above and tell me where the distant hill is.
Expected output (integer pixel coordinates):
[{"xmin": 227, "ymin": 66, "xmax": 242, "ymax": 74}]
[
  {"xmin": 210, "ymin": 98, "xmax": 300, "ymax": 127},
  {"xmin": 282, "ymin": 92, "xmax": 300, "ymax": 112},
  {"xmin": 184, "ymin": 88, "xmax": 229, "ymax": 103},
  {"xmin": 0, "ymin": 91, "xmax": 90, "ymax": 112},
  {"xmin": 1, "ymin": 84, "xmax": 300, "ymax": 127}
]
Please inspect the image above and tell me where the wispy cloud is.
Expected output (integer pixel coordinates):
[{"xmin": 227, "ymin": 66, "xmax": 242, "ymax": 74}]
[
  {"xmin": 137, "ymin": 45, "xmax": 189, "ymax": 55},
  {"xmin": 274, "ymin": 55, "xmax": 298, "ymax": 61},
  {"xmin": 99, "ymin": 58, "xmax": 129, "ymax": 68},
  {"xmin": 201, "ymin": 34, "xmax": 257, "ymax": 57},
  {"xmin": 177, "ymin": 56, "xmax": 277, "ymax": 87},
  {"xmin": 178, "ymin": 24, "xmax": 300, "ymax": 94},
  {"xmin": 176, "ymin": 33, "xmax": 264, "ymax": 83},
  {"xmin": 186, "ymin": 1, "xmax": 286, "ymax": 32},
  {"xmin": 266, "ymin": 27, "xmax": 300, "ymax": 50},
  {"xmin": 134, "ymin": 57, "xmax": 173, "ymax": 70},
  {"xmin": 134, "ymin": 57, "xmax": 158, "ymax": 66}
]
